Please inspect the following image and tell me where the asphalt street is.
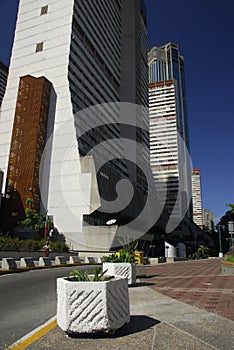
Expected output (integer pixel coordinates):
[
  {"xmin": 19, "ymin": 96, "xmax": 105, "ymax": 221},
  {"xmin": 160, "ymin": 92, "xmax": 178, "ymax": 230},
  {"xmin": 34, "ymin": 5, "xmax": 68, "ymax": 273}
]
[{"xmin": 0, "ymin": 265, "xmax": 96, "ymax": 349}]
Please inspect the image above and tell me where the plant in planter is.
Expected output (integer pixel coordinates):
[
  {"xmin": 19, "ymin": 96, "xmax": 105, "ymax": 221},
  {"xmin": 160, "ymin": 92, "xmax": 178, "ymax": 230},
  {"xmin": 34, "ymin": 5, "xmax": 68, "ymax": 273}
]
[
  {"xmin": 225, "ymin": 255, "xmax": 234, "ymax": 263},
  {"xmin": 66, "ymin": 267, "xmax": 114, "ymax": 282},
  {"xmin": 102, "ymin": 248, "xmax": 137, "ymax": 285},
  {"xmin": 57, "ymin": 267, "xmax": 130, "ymax": 334},
  {"xmin": 221, "ymin": 247, "xmax": 234, "ymax": 275}
]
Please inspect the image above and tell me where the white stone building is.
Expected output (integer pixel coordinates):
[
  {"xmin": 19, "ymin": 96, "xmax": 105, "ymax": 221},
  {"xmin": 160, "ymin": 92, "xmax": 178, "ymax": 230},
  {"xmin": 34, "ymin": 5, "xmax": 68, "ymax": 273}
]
[
  {"xmin": 0, "ymin": 0, "xmax": 151, "ymax": 251},
  {"xmin": 192, "ymin": 169, "xmax": 203, "ymax": 229}
]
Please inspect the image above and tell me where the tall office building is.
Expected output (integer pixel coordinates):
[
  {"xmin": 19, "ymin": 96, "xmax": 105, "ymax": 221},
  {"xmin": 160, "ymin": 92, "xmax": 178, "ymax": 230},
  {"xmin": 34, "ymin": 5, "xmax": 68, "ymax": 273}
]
[
  {"xmin": 148, "ymin": 43, "xmax": 192, "ymax": 227},
  {"xmin": 203, "ymin": 208, "xmax": 214, "ymax": 232},
  {"xmin": 192, "ymin": 169, "xmax": 203, "ymax": 228},
  {"xmin": 0, "ymin": 61, "xmax": 8, "ymax": 106},
  {"xmin": 0, "ymin": 0, "xmax": 150, "ymax": 250}
]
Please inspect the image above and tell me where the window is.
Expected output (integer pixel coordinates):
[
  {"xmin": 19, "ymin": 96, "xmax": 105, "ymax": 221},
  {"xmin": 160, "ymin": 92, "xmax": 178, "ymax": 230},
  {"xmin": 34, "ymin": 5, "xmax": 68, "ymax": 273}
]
[
  {"xmin": 41, "ymin": 5, "xmax": 48, "ymax": 15},
  {"xmin": 36, "ymin": 42, "xmax": 44, "ymax": 52}
]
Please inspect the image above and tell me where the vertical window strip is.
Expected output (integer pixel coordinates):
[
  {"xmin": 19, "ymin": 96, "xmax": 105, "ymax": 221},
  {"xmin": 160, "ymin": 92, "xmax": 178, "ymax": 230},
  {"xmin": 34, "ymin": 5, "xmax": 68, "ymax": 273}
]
[
  {"xmin": 41, "ymin": 5, "xmax": 48, "ymax": 15},
  {"xmin": 36, "ymin": 42, "xmax": 44, "ymax": 52}
]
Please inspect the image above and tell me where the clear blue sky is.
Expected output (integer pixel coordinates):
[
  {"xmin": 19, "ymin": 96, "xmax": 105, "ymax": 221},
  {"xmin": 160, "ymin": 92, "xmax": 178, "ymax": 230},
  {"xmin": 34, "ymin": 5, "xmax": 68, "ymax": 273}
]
[{"xmin": 0, "ymin": 0, "xmax": 233, "ymax": 222}]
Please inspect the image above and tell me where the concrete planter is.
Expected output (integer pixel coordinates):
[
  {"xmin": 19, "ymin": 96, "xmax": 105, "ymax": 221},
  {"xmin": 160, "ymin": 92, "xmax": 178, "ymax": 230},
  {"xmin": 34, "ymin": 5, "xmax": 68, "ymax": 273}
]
[
  {"xmin": 221, "ymin": 260, "xmax": 234, "ymax": 275},
  {"xmin": 57, "ymin": 276, "xmax": 130, "ymax": 334},
  {"xmin": 103, "ymin": 262, "xmax": 136, "ymax": 285}
]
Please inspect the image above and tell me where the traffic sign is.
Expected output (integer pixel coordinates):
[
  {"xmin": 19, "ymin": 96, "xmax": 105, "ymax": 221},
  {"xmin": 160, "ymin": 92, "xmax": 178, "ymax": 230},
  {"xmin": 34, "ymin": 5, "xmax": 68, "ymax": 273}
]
[{"xmin": 228, "ymin": 221, "xmax": 234, "ymax": 234}]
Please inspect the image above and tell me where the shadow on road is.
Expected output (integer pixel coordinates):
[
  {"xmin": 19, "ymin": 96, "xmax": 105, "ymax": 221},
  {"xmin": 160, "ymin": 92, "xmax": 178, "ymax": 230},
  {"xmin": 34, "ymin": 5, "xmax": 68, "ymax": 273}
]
[{"xmin": 67, "ymin": 315, "xmax": 160, "ymax": 339}]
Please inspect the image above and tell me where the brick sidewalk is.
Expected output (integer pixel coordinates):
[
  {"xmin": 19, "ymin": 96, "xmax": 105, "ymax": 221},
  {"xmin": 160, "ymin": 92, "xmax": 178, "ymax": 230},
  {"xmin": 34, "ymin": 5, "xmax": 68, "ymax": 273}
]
[{"xmin": 142, "ymin": 259, "xmax": 234, "ymax": 321}]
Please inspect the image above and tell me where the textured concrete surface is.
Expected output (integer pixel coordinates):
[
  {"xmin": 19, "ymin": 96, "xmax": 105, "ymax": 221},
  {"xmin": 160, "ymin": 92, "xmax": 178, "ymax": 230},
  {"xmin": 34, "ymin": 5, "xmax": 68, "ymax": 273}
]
[
  {"xmin": 103, "ymin": 262, "xmax": 136, "ymax": 285},
  {"xmin": 142, "ymin": 258, "xmax": 234, "ymax": 321},
  {"xmin": 17, "ymin": 259, "xmax": 234, "ymax": 349},
  {"xmin": 57, "ymin": 276, "xmax": 130, "ymax": 333},
  {"xmin": 27, "ymin": 285, "xmax": 234, "ymax": 350}
]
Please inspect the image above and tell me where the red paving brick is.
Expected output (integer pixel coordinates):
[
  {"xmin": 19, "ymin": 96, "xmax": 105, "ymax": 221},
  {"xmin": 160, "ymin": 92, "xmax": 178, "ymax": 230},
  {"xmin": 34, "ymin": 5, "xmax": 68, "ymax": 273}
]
[{"xmin": 141, "ymin": 259, "xmax": 234, "ymax": 321}]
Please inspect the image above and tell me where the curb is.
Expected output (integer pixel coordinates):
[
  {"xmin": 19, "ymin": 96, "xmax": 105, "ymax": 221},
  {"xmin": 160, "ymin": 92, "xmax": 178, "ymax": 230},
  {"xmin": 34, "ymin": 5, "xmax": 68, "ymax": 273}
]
[
  {"xmin": 10, "ymin": 317, "xmax": 57, "ymax": 349},
  {"xmin": 0, "ymin": 262, "xmax": 101, "ymax": 275}
]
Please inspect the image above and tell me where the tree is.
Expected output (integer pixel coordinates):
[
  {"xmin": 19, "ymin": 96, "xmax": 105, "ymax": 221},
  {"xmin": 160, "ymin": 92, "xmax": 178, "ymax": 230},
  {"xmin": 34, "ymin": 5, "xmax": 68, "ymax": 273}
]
[
  {"xmin": 20, "ymin": 198, "xmax": 53, "ymax": 235},
  {"xmin": 226, "ymin": 203, "xmax": 234, "ymax": 213},
  {"xmin": 219, "ymin": 204, "xmax": 234, "ymax": 226},
  {"xmin": 218, "ymin": 204, "xmax": 234, "ymax": 253}
]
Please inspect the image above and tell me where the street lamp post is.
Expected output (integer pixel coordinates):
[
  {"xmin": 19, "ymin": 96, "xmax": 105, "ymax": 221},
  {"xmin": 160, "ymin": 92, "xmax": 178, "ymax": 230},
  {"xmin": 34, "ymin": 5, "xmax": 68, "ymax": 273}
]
[
  {"xmin": 218, "ymin": 225, "xmax": 223, "ymax": 257},
  {"xmin": 216, "ymin": 225, "xmax": 224, "ymax": 258}
]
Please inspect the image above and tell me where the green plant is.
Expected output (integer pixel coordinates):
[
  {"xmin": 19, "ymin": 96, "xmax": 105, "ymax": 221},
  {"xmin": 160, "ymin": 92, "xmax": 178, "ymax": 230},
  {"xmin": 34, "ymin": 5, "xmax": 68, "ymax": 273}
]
[
  {"xmin": 19, "ymin": 198, "xmax": 53, "ymax": 234},
  {"xmin": 197, "ymin": 245, "xmax": 209, "ymax": 259},
  {"xmin": 0, "ymin": 237, "xmax": 68, "ymax": 252},
  {"xmin": 102, "ymin": 238, "xmax": 138, "ymax": 263},
  {"xmin": 51, "ymin": 241, "xmax": 69, "ymax": 252},
  {"xmin": 225, "ymin": 247, "xmax": 234, "ymax": 256},
  {"xmin": 118, "ymin": 238, "xmax": 138, "ymax": 253},
  {"xmin": 103, "ymin": 248, "xmax": 136, "ymax": 263},
  {"xmin": 225, "ymin": 255, "xmax": 234, "ymax": 263},
  {"xmin": 66, "ymin": 267, "xmax": 114, "ymax": 282}
]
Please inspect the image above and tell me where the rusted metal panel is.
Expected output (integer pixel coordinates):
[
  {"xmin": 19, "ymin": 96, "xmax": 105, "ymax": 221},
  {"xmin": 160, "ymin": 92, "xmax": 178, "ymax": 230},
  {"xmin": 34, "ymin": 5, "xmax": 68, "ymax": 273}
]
[
  {"xmin": 7, "ymin": 75, "xmax": 52, "ymax": 212},
  {"xmin": 149, "ymin": 80, "xmax": 174, "ymax": 88}
]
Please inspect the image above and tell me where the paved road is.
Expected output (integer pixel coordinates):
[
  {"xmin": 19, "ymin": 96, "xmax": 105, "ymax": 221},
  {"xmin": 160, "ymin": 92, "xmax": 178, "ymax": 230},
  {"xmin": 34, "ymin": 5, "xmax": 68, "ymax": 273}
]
[{"xmin": 0, "ymin": 265, "xmax": 96, "ymax": 348}]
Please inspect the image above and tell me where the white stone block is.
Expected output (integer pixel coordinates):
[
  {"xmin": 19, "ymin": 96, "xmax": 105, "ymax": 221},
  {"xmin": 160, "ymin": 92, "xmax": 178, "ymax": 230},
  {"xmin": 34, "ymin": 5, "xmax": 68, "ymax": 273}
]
[
  {"xmin": 136, "ymin": 264, "xmax": 146, "ymax": 277},
  {"xmin": 2, "ymin": 258, "xmax": 17, "ymax": 270},
  {"xmin": 102, "ymin": 262, "xmax": 136, "ymax": 285},
  {"xmin": 148, "ymin": 258, "xmax": 159, "ymax": 264},
  {"xmin": 55, "ymin": 256, "xmax": 67, "ymax": 265},
  {"xmin": 57, "ymin": 276, "xmax": 130, "ymax": 334},
  {"xmin": 69, "ymin": 256, "xmax": 80, "ymax": 264},
  {"xmin": 39, "ymin": 257, "xmax": 52, "ymax": 266},
  {"xmin": 85, "ymin": 257, "xmax": 97, "ymax": 264},
  {"xmin": 20, "ymin": 257, "xmax": 35, "ymax": 268}
]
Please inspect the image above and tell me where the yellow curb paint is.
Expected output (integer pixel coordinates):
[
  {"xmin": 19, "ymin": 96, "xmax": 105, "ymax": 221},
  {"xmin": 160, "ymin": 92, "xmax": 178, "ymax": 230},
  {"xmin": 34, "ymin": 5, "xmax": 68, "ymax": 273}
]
[{"xmin": 11, "ymin": 319, "xmax": 57, "ymax": 350}]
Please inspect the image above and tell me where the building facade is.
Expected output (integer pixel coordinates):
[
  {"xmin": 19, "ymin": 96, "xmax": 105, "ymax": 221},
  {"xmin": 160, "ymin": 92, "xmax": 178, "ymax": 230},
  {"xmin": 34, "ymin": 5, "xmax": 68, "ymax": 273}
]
[
  {"xmin": 192, "ymin": 169, "xmax": 203, "ymax": 228},
  {"xmin": 148, "ymin": 43, "xmax": 192, "ymax": 229},
  {"xmin": 203, "ymin": 208, "xmax": 214, "ymax": 232},
  {"xmin": 0, "ymin": 61, "xmax": 8, "ymax": 106},
  {"xmin": 0, "ymin": 0, "xmax": 151, "ymax": 250}
]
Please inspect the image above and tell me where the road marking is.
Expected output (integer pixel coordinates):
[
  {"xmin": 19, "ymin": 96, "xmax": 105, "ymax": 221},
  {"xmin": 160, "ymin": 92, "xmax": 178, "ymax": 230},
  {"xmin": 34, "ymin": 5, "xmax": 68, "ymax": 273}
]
[
  {"xmin": 0, "ymin": 274, "xmax": 12, "ymax": 277},
  {"xmin": 10, "ymin": 316, "xmax": 57, "ymax": 349}
]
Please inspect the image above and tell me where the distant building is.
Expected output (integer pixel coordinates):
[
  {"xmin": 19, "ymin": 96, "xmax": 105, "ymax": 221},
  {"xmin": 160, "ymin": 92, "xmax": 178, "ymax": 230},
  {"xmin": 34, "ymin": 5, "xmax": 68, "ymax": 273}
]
[
  {"xmin": 148, "ymin": 43, "xmax": 192, "ymax": 225},
  {"xmin": 203, "ymin": 208, "xmax": 214, "ymax": 232},
  {"xmin": 192, "ymin": 169, "xmax": 203, "ymax": 228},
  {"xmin": 0, "ymin": 61, "xmax": 8, "ymax": 106}
]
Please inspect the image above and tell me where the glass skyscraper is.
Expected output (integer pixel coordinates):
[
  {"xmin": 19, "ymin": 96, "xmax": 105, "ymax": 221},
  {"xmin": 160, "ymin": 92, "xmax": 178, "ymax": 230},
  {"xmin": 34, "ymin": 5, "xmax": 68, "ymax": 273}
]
[{"xmin": 148, "ymin": 43, "xmax": 192, "ymax": 227}]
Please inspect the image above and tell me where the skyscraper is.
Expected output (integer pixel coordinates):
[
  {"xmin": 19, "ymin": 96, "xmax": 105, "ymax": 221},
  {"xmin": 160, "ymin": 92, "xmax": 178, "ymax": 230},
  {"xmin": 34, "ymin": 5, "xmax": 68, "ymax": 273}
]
[
  {"xmin": 203, "ymin": 208, "xmax": 214, "ymax": 232},
  {"xmin": 192, "ymin": 169, "xmax": 203, "ymax": 229},
  {"xmin": 0, "ymin": 0, "xmax": 150, "ymax": 250},
  {"xmin": 148, "ymin": 42, "xmax": 192, "ymax": 227}
]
